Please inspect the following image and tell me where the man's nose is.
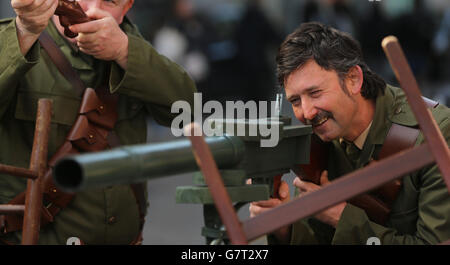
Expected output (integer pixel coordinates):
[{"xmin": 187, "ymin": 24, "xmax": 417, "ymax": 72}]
[{"xmin": 302, "ymin": 99, "xmax": 317, "ymax": 121}]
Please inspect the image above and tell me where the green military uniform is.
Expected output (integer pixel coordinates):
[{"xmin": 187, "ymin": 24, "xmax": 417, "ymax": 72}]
[
  {"xmin": 0, "ymin": 17, "xmax": 196, "ymax": 244},
  {"xmin": 287, "ymin": 84, "xmax": 450, "ymax": 245}
]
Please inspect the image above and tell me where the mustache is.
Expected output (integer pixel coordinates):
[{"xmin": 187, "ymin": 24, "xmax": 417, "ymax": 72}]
[{"xmin": 305, "ymin": 110, "xmax": 333, "ymax": 126}]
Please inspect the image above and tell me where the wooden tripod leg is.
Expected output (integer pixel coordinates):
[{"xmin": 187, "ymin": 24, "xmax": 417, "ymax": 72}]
[
  {"xmin": 22, "ymin": 99, "xmax": 52, "ymax": 245},
  {"xmin": 0, "ymin": 205, "xmax": 25, "ymax": 214},
  {"xmin": 185, "ymin": 123, "xmax": 248, "ymax": 245},
  {"xmin": 382, "ymin": 36, "xmax": 450, "ymax": 188}
]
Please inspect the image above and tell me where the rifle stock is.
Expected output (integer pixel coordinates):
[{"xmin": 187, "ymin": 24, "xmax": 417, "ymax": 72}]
[{"xmin": 55, "ymin": 0, "xmax": 91, "ymax": 38}]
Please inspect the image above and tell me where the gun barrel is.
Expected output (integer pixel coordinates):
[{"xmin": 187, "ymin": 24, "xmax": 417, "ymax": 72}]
[{"xmin": 54, "ymin": 136, "xmax": 244, "ymax": 192}]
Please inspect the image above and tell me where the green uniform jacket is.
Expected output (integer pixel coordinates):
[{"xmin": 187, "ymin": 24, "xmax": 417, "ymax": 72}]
[
  {"xmin": 288, "ymin": 85, "xmax": 450, "ymax": 245},
  {"xmin": 0, "ymin": 17, "xmax": 196, "ymax": 244}
]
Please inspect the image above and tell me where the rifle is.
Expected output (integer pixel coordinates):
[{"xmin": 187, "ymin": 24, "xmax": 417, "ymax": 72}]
[{"xmin": 55, "ymin": 0, "xmax": 91, "ymax": 38}]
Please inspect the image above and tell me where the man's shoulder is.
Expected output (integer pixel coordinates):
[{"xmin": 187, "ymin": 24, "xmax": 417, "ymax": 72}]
[
  {"xmin": 385, "ymin": 85, "xmax": 419, "ymax": 127},
  {"xmin": 121, "ymin": 16, "xmax": 144, "ymax": 38},
  {"xmin": 385, "ymin": 84, "xmax": 449, "ymax": 130},
  {"xmin": 0, "ymin": 17, "xmax": 14, "ymax": 29}
]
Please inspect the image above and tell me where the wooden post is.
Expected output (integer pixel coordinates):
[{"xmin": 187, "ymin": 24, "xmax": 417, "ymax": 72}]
[
  {"xmin": 21, "ymin": 99, "xmax": 52, "ymax": 245},
  {"xmin": 382, "ymin": 36, "xmax": 450, "ymax": 189},
  {"xmin": 185, "ymin": 123, "xmax": 248, "ymax": 245}
]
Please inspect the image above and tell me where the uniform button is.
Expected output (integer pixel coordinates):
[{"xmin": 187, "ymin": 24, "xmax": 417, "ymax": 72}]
[
  {"xmin": 107, "ymin": 216, "xmax": 116, "ymax": 224},
  {"xmin": 395, "ymin": 107, "xmax": 402, "ymax": 114}
]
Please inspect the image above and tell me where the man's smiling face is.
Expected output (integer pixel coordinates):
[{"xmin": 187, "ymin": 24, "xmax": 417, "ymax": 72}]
[{"xmin": 285, "ymin": 59, "xmax": 359, "ymax": 142}]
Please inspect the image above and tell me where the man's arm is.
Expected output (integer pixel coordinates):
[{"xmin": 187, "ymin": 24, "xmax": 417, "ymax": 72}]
[
  {"xmin": 332, "ymin": 118, "xmax": 450, "ymax": 245},
  {"xmin": 108, "ymin": 32, "xmax": 196, "ymax": 126},
  {"xmin": 0, "ymin": 0, "xmax": 57, "ymax": 119},
  {"xmin": 12, "ymin": 0, "xmax": 58, "ymax": 55},
  {"xmin": 0, "ymin": 19, "xmax": 39, "ymax": 120},
  {"xmin": 332, "ymin": 163, "xmax": 450, "ymax": 245}
]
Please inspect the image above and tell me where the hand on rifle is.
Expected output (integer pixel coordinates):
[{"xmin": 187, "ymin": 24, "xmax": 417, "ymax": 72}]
[
  {"xmin": 69, "ymin": 8, "xmax": 128, "ymax": 69},
  {"xmin": 11, "ymin": 0, "xmax": 59, "ymax": 54},
  {"xmin": 248, "ymin": 178, "xmax": 291, "ymax": 243},
  {"xmin": 293, "ymin": 170, "xmax": 347, "ymax": 227}
]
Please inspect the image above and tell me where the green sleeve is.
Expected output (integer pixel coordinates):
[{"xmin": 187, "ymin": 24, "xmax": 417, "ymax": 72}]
[
  {"xmin": 276, "ymin": 188, "xmax": 319, "ymax": 245},
  {"xmin": 333, "ymin": 117, "xmax": 450, "ymax": 245},
  {"xmin": 109, "ymin": 32, "xmax": 196, "ymax": 126},
  {"xmin": 289, "ymin": 219, "xmax": 319, "ymax": 244},
  {"xmin": 266, "ymin": 218, "xmax": 318, "ymax": 245},
  {"xmin": 0, "ymin": 19, "xmax": 40, "ymax": 119}
]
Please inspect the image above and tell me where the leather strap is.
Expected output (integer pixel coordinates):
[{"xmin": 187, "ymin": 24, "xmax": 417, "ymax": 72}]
[
  {"xmin": 38, "ymin": 31, "xmax": 85, "ymax": 96},
  {"xmin": 378, "ymin": 96, "xmax": 439, "ymax": 160},
  {"xmin": 378, "ymin": 124, "xmax": 420, "ymax": 160},
  {"xmin": 39, "ymin": 32, "xmax": 147, "ymax": 236}
]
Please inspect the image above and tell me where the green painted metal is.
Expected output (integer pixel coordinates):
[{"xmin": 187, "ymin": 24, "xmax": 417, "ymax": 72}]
[
  {"xmin": 175, "ymin": 184, "xmax": 269, "ymax": 204},
  {"xmin": 192, "ymin": 170, "xmax": 247, "ymax": 186}
]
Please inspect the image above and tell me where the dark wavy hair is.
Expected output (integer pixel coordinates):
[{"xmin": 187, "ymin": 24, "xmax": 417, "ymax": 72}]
[{"xmin": 276, "ymin": 22, "xmax": 385, "ymax": 99}]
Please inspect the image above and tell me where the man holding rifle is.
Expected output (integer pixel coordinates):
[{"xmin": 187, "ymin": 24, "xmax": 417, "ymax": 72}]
[
  {"xmin": 250, "ymin": 22, "xmax": 450, "ymax": 244},
  {"xmin": 0, "ymin": 0, "xmax": 196, "ymax": 244}
]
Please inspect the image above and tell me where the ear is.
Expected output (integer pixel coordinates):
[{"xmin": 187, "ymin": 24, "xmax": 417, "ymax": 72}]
[
  {"xmin": 120, "ymin": 0, "xmax": 134, "ymax": 20},
  {"xmin": 345, "ymin": 65, "xmax": 363, "ymax": 95}
]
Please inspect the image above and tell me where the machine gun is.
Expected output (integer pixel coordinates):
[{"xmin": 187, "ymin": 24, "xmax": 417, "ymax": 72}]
[{"xmin": 53, "ymin": 117, "xmax": 312, "ymax": 244}]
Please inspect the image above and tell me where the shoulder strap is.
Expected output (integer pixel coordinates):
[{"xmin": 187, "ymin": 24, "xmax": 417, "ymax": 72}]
[
  {"xmin": 378, "ymin": 96, "xmax": 439, "ymax": 160},
  {"xmin": 38, "ymin": 31, "xmax": 86, "ymax": 96},
  {"xmin": 368, "ymin": 97, "xmax": 440, "ymax": 216}
]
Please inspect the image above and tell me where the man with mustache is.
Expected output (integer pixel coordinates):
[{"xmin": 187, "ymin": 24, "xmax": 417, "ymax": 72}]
[
  {"xmin": 0, "ymin": 0, "xmax": 196, "ymax": 244},
  {"xmin": 250, "ymin": 22, "xmax": 450, "ymax": 244}
]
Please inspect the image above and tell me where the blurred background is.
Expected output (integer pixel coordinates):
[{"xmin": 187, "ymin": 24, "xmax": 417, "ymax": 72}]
[{"xmin": 1, "ymin": 0, "xmax": 449, "ymax": 245}]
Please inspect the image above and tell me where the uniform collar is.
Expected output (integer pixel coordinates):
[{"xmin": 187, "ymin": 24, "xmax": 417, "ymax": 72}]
[
  {"xmin": 338, "ymin": 121, "xmax": 372, "ymax": 150},
  {"xmin": 335, "ymin": 84, "xmax": 395, "ymax": 168},
  {"xmin": 365, "ymin": 84, "xmax": 396, "ymax": 147},
  {"xmin": 355, "ymin": 121, "xmax": 372, "ymax": 150}
]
